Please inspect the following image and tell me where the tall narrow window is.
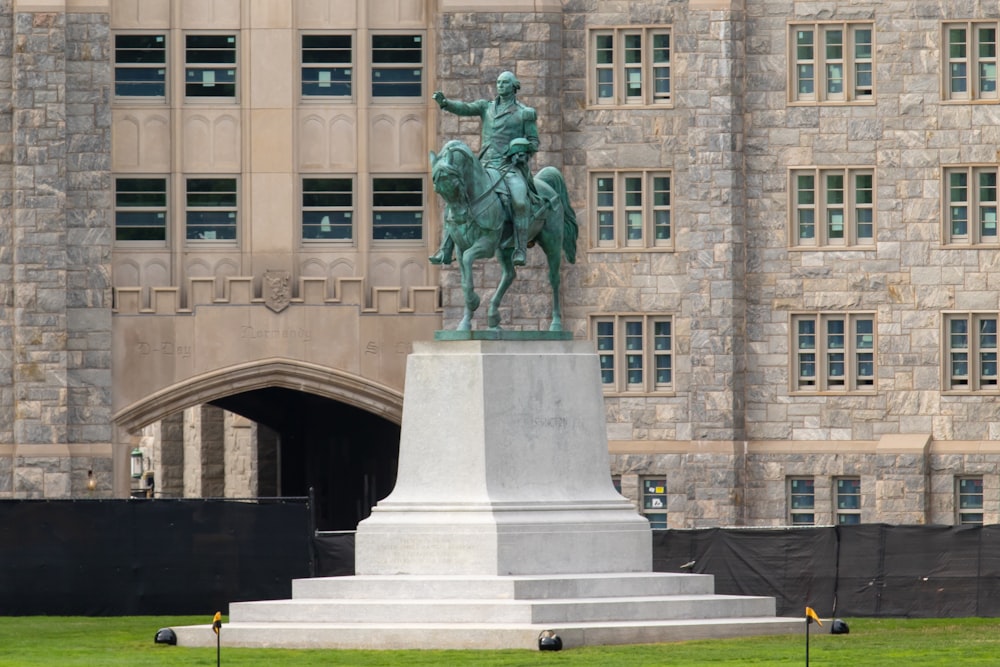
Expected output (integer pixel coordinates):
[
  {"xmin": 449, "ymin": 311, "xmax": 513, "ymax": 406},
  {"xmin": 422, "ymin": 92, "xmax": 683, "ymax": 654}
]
[
  {"xmin": 792, "ymin": 313, "xmax": 876, "ymax": 392},
  {"xmin": 790, "ymin": 168, "xmax": 875, "ymax": 247},
  {"xmin": 186, "ymin": 178, "xmax": 237, "ymax": 241},
  {"xmin": 944, "ymin": 167, "xmax": 999, "ymax": 245},
  {"xmin": 789, "ymin": 478, "xmax": 816, "ymax": 526},
  {"xmin": 946, "ymin": 313, "xmax": 999, "ymax": 391},
  {"xmin": 642, "ymin": 477, "xmax": 667, "ymax": 529},
  {"xmin": 302, "ymin": 34, "xmax": 352, "ymax": 98},
  {"xmin": 836, "ymin": 477, "xmax": 861, "ymax": 525},
  {"xmin": 589, "ymin": 28, "xmax": 671, "ymax": 106},
  {"xmin": 591, "ymin": 171, "xmax": 672, "ymax": 249},
  {"xmin": 944, "ymin": 22, "xmax": 1000, "ymax": 101},
  {"xmin": 115, "ymin": 177, "xmax": 167, "ymax": 242},
  {"xmin": 957, "ymin": 477, "xmax": 984, "ymax": 525},
  {"xmin": 372, "ymin": 178, "xmax": 423, "ymax": 240},
  {"xmin": 791, "ymin": 23, "xmax": 875, "ymax": 103},
  {"xmin": 302, "ymin": 178, "xmax": 353, "ymax": 241},
  {"xmin": 591, "ymin": 315, "xmax": 673, "ymax": 394},
  {"xmin": 185, "ymin": 35, "xmax": 236, "ymax": 98},
  {"xmin": 114, "ymin": 34, "xmax": 166, "ymax": 98},
  {"xmin": 371, "ymin": 34, "xmax": 423, "ymax": 98}
]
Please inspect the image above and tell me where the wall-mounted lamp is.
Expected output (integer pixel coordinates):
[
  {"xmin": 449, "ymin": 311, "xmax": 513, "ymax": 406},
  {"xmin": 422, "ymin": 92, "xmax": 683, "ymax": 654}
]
[
  {"xmin": 87, "ymin": 469, "xmax": 97, "ymax": 492},
  {"xmin": 130, "ymin": 447, "xmax": 143, "ymax": 479}
]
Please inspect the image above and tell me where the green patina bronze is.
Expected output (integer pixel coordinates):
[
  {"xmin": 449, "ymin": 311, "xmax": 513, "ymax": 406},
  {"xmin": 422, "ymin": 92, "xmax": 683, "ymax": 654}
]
[{"xmin": 430, "ymin": 71, "xmax": 579, "ymax": 332}]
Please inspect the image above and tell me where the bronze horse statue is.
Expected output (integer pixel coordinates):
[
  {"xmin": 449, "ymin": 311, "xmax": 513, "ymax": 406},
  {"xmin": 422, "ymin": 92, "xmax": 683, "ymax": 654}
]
[{"xmin": 429, "ymin": 140, "xmax": 578, "ymax": 331}]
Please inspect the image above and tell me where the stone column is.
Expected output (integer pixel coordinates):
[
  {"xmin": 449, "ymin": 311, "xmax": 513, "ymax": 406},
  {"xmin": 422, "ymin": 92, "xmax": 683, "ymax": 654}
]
[
  {"xmin": 0, "ymin": 2, "xmax": 15, "ymax": 497},
  {"xmin": 157, "ymin": 413, "xmax": 185, "ymax": 497},
  {"xmin": 680, "ymin": 0, "xmax": 748, "ymax": 524},
  {"xmin": 224, "ymin": 412, "xmax": 257, "ymax": 498},
  {"xmin": 183, "ymin": 405, "xmax": 226, "ymax": 497}
]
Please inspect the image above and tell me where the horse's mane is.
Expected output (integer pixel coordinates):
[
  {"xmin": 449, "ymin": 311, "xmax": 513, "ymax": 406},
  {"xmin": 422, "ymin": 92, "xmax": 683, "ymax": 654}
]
[{"xmin": 439, "ymin": 139, "xmax": 475, "ymax": 163}]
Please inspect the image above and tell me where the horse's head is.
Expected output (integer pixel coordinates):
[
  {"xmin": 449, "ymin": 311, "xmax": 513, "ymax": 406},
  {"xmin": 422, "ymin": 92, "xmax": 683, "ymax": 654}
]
[{"xmin": 431, "ymin": 140, "xmax": 477, "ymax": 202}]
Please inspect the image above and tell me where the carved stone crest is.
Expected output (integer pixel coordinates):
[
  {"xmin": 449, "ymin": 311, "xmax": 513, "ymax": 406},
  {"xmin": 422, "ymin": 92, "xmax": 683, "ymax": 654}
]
[{"xmin": 263, "ymin": 270, "xmax": 291, "ymax": 313}]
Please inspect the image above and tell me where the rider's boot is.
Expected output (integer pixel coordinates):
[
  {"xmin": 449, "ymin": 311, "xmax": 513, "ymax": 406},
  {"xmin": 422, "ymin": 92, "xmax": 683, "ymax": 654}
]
[
  {"xmin": 429, "ymin": 236, "xmax": 455, "ymax": 265},
  {"xmin": 512, "ymin": 217, "xmax": 528, "ymax": 266}
]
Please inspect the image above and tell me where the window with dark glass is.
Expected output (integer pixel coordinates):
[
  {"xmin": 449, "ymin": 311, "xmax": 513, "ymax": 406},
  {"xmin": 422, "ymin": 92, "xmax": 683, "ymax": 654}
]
[
  {"xmin": 791, "ymin": 168, "xmax": 874, "ymax": 247},
  {"xmin": 590, "ymin": 28, "xmax": 671, "ymax": 106},
  {"xmin": 591, "ymin": 315, "xmax": 672, "ymax": 393},
  {"xmin": 642, "ymin": 477, "xmax": 667, "ymax": 529},
  {"xmin": 957, "ymin": 477, "xmax": 984, "ymax": 525},
  {"xmin": 371, "ymin": 34, "xmax": 422, "ymax": 97},
  {"xmin": 836, "ymin": 478, "xmax": 861, "ymax": 525},
  {"xmin": 372, "ymin": 178, "xmax": 423, "ymax": 240},
  {"xmin": 791, "ymin": 23, "xmax": 874, "ymax": 103},
  {"xmin": 185, "ymin": 34, "xmax": 236, "ymax": 98},
  {"xmin": 945, "ymin": 22, "xmax": 999, "ymax": 101},
  {"xmin": 944, "ymin": 166, "xmax": 998, "ymax": 245},
  {"xmin": 592, "ymin": 171, "xmax": 671, "ymax": 249},
  {"xmin": 946, "ymin": 314, "xmax": 999, "ymax": 391},
  {"xmin": 302, "ymin": 34, "xmax": 352, "ymax": 97},
  {"xmin": 789, "ymin": 478, "xmax": 816, "ymax": 525},
  {"xmin": 186, "ymin": 178, "xmax": 237, "ymax": 241},
  {"xmin": 793, "ymin": 313, "xmax": 875, "ymax": 392},
  {"xmin": 115, "ymin": 34, "xmax": 166, "ymax": 97},
  {"xmin": 302, "ymin": 178, "xmax": 353, "ymax": 241},
  {"xmin": 115, "ymin": 178, "xmax": 167, "ymax": 242}
]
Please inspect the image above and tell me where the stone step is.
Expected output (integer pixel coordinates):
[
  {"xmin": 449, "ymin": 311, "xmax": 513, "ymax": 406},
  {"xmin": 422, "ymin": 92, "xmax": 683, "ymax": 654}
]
[
  {"xmin": 171, "ymin": 616, "xmax": 804, "ymax": 650},
  {"xmin": 292, "ymin": 572, "xmax": 717, "ymax": 600},
  {"xmin": 230, "ymin": 593, "xmax": 776, "ymax": 625}
]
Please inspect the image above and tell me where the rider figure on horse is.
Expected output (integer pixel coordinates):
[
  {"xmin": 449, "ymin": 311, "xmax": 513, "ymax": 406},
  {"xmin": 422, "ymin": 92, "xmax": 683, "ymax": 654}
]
[{"xmin": 430, "ymin": 71, "xmax": 540, "ymax": 267}]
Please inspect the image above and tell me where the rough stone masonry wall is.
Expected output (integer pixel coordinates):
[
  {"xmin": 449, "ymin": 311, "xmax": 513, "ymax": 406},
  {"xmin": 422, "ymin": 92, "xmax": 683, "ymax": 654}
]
[{"xmin": 0, "ymin": 6, "xmax": 112, "ymax": 498}]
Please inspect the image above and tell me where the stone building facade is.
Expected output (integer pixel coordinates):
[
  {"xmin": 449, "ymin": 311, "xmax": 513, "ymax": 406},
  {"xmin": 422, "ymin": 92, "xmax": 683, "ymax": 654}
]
[{"xmin": 3, "ymin": 0, "xmax": 1000, "ymax": 529}]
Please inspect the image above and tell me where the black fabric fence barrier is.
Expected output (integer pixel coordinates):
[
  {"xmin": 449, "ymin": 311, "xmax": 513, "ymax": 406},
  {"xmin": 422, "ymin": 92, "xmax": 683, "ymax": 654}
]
[
  {"xmin": 0, "ymin": 499, "xmax": 310, "ymax": 616},
  {"xmin": 652, "ymin": 524, "xmax": 1000, "ymax": 618}
]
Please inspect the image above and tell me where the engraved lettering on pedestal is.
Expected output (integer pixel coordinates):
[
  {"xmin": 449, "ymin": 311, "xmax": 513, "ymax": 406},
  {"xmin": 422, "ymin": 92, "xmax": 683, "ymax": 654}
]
[{"xmin": 264, "ymin": 270, "xmax": 291, "ymax": 313}]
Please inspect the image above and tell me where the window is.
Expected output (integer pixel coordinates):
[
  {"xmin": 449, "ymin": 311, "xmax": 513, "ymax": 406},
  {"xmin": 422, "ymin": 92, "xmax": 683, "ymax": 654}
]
[
  {"xmin": 592, "ymin": 171, "xmax": 671, "ymax": 249},
  {"xmin": 945, "ymin": 313, "xmax": 999, "ymax": 391},
  {"xmin": 642, "ymin": 477, "xmax": 667, "ymax": 529},
  {"xmin": 791, "ymin": 168, "xmax": 874, "ymax": 247},
  {"xmin": 957, "ymin": 477, "xmax": 984, "ymax": 525},
  {"xmin": 944, "ymin": 22, "xmax": 999, "ymax": 101},
  {"xmin": 115, "ymin": 177, "xmax": 167, "ymax": 242},
  {"xmin": 372, "ymin": 178, "xmax": 423, "ymax": 240},
  {"xmin": 185, "ymin": 34, "xmax": 236, "ymax": 98},
  {"xmin": 790, "ymin": 23, "xmax": 874, "ymax": 103},
  {"xmin": 186, "ymin": 178, "xmax": 237, "ymax": 241},
  {"xmin": 590, "ymin": 27, "xmax": 671, "ymax": 106},
  {"xmin": 944, "ymin": 167, "xmax": 998, "ymax": 245},
  {"xmin": 793, "ymin": 313, "xmax": 875, "ymax": 392},
  {"xmin": 302, "ymin": 178, "xmax": 353, "ymax": 241},
  {"xmin": 371, "ymin": 34, "xmax": 423, "ymax": 98},
  {"xmin": 789, "ymin": 477, "xmax": 815, "ymax": 525},
  {"xmin": 302, "ymin": 34, "xmax": 352, "ymax": 98},
  {"xmin": 835, "ymin": 478, "xmax": 861, "ymax": 525},
  {"xmin": 114, "ymin": 34, "xmax": 166, "ymax": 98},
  {"xmin": 592, "ymin": 315, "xmax": 672, "ymax": 394}
]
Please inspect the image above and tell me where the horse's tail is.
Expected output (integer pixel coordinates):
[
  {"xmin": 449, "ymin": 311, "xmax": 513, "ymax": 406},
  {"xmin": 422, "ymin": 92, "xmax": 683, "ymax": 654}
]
[{"xmin": 537, "ymin": 166, "xmax": 579, "ymax": 264}]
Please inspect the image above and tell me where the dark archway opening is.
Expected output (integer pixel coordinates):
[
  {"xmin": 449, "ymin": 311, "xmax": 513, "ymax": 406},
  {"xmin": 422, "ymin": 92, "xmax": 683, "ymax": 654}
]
[{"xmin": 211, "ymin": 387, "xmax": 399, "ymax": 531}]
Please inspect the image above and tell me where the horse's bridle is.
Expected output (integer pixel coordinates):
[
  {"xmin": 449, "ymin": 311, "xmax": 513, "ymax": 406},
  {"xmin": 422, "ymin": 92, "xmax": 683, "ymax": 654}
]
[{"xmin": 435, "ymin": 146, "xmax": 511, "ymax": 223}]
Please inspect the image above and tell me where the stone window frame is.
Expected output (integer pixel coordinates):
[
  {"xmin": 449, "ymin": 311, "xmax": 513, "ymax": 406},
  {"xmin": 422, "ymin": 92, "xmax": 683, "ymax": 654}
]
[
  {"xmin": 788, "ymin": 476, "xmax": 816, "ymax": 526},
  {"xmin": 835, "ymin": 476, "xmax": 861, "ymax": 525},
  {"xmin": 788, "ymin": 167, "xmax": 875, "ymax": 248},
  {"xmin": 113, "ymin": 32, "xmax": 167, "ymax": 100},
  {"xmin": 300, "ymin": 32, "xmax": 354, "ymax": 101},
  {"xmin": 943, "ymin": 312, "xmax": 999, "ymax": 392},
  {"xmin": 788, "ymin": 21, "xmax": 875, "ymax": 104},
  {"xmin": 641, "ymin": 476, "xmax": 667, "ymax": 529},
  {"xmin": 942, "ymin": 21, "xmax": 999, "ymax": 102},
  {"xmin": 790, "ymin": 312, "xmax": 876, "ymax": 394},
  {"xmin": 956, "ymin": 476, "xmax": 984, "ymax": 525},
  {"xmin": 942, "ymin": 165, "xmax": 999, "ymax": 246},
  {"xmin": 184, "ymin": 33, "xmax": 238, "ymax": 101},
  {"xmin": 589, "ymin": 170, "xmax": 672, "ymax": 251},
  {"xmin": 184, "ymin": 176, "xmax": 239, "ymax": 244},
  {"xmin": 371, "ymin": 175, "xmax": 425, "ymax": 243},
  {"xmin": 590, "ymin": 313, "xmax": 673, "ymax": 396},
  {"xmin": 369, "ymin": 32, "xmax": 425, "ymax": 101},
  {"xmin": 114, "ymin": 176, "xmax": 169, "ymax": 245},
  {"xmin": 587, "ymin": 26, "xmax": 672, "ymax": 108},
  {"xmin": 301, "ymin": 176, "xmax": 355, "ymax": 244}
]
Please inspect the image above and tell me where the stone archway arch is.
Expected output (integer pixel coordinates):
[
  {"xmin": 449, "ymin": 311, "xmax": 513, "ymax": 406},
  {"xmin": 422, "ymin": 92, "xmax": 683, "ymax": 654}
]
[{"xmin": 113, "ymin": 357, "xmax": 403, "ymax": 434}]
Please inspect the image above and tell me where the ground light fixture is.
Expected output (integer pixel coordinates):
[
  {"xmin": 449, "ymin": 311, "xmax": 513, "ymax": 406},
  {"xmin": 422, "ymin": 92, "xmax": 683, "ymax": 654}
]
[
  {"xmin": 831, "ymin": 618, "xmax": 850, "ymax": 634},
  {"xmin": 538, "ymin": 630, "xmax": 562, "ymax": 651},
  {"xmin": 154, "ymin": 628, "xmax": 177, "ymax": 645}
]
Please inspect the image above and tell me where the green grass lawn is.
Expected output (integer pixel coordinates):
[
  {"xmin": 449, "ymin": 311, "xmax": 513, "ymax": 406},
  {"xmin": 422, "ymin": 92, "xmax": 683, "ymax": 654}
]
[{"xmin": 1, "ymin": 616, "xmax": 999, "ymax": 666}]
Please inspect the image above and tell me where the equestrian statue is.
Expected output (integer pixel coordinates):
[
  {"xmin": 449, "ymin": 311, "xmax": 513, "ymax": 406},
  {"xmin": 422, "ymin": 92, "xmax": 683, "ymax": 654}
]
[{"xmin": 430, "ymin": 71, "xmax": 578, "ymax": 331}]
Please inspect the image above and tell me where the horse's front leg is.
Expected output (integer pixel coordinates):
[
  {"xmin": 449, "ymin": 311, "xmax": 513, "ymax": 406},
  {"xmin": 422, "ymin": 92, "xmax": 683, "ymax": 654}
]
[
  {"xmin": 488, "ymin": 248, "xmax": 516, "ymax": 329},
  {"xmin": 457, "ymin": 238, "xmax": 492, "ymax": 330}
]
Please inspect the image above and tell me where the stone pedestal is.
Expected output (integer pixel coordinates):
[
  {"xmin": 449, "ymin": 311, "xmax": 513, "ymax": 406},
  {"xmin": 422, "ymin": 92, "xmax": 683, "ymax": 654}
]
[{"xmin": 355, "ymin": 339, "xmax": 651, "ymax": 575}]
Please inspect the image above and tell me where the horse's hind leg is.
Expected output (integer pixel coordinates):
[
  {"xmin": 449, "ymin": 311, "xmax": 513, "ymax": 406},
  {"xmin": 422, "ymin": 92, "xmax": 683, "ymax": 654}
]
[
  {"xmin": 538, "ymin": 220, "xmax": 565, "ymax": 332},
  {"xmin": 488, "ymin": 249, "xmax": 516, "ymax": 329}
]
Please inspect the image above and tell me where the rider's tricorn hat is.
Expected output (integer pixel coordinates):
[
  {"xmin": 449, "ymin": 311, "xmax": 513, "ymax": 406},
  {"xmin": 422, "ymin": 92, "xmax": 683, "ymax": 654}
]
[{"xmin": 506, "ymin": 137, "xmax": 533, "ymax": 156}]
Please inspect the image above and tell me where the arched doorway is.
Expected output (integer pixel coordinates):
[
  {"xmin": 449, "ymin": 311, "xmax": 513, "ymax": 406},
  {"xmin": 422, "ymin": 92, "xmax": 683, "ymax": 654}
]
[{"xmin": 211, "ymin": 388, "xmax": 399, "ymax": 530}]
